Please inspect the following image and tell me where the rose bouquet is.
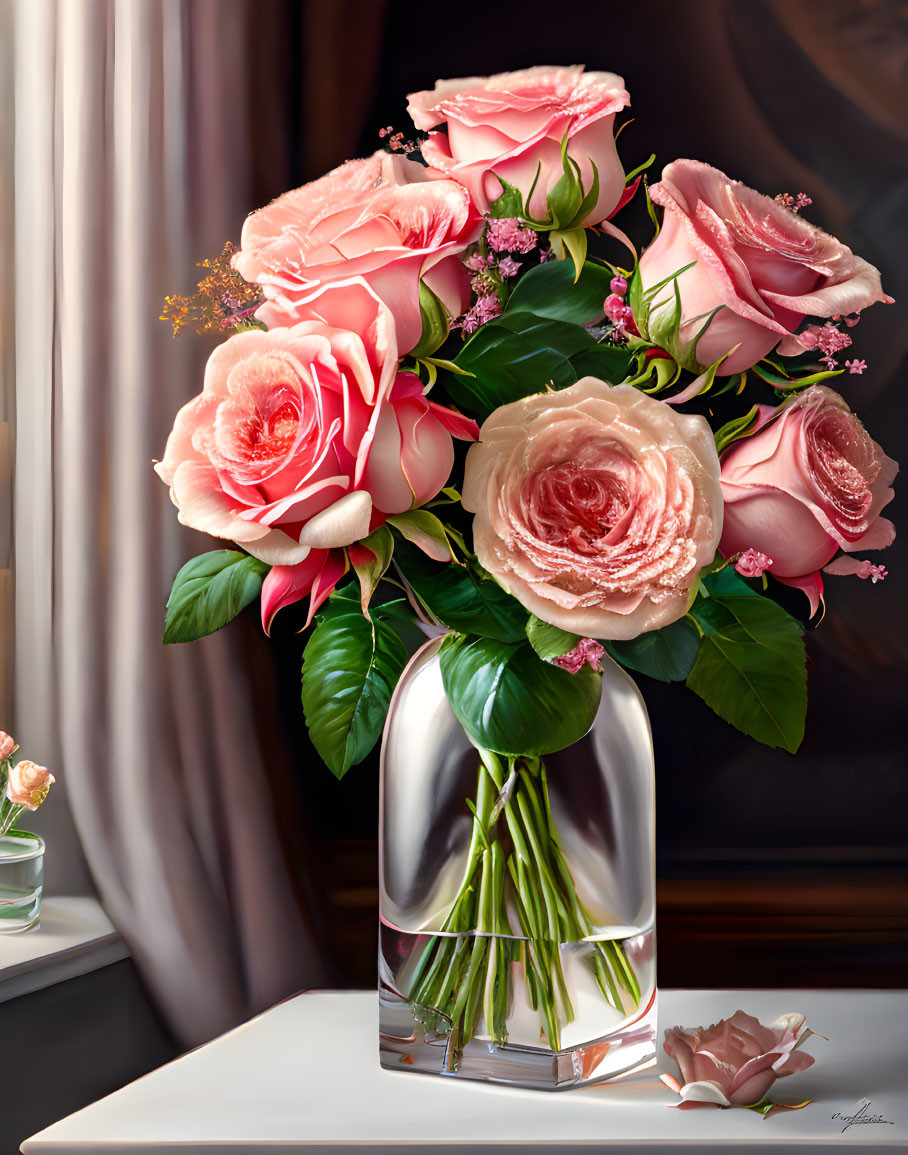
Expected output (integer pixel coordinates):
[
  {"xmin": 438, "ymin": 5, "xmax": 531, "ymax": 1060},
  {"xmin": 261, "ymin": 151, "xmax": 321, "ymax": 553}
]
[{"xmin": 157, "ymin": 65, "xmax": 896, "ymax": 1080}]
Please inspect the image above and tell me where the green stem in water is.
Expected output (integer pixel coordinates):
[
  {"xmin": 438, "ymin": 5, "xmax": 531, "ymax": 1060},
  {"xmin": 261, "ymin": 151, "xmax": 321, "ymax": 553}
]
[{"xmin": 407, "ymin": 747, "xmax": 642, "ymax": 1058}]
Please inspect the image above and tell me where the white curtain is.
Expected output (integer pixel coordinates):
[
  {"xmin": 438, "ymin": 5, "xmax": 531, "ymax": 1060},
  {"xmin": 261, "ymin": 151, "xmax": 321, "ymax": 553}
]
[{"xmin": 12, "ymin": 0, "xmax": 326, "ymax": 1046}]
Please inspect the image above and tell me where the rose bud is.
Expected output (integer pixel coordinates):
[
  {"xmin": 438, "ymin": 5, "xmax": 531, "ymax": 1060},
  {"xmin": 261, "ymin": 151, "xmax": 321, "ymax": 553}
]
[
  {"xmin": 407, "ymin": 66, "xmax": 629, "ymax": 225},
  {"xmin": 233, "ymin": 151, "xmax": 481, "ymax": 355},
  {"xmin": 0, "ymin": 732, "xmax": 15, "ymax": 761},
  {"xmin": 6, "ymin": 760, "xmax": 56, "ymax": 811},
  {"xmin": 720, "ymin": 386, "xmax": 897, "ymax": 613},
  {"xmin": 638, "ymin": 160, "xmax": 892, "ymax": 375}
]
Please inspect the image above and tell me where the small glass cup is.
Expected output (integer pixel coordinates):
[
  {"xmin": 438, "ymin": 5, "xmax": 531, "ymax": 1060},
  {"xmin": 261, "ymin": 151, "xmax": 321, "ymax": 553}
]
[{"xmin": 0, "ymin": 830, "xmax": 45, "ymax": 933}]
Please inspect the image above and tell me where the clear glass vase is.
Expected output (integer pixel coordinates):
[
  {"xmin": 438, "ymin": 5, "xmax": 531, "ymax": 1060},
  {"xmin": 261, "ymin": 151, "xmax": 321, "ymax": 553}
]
[
  {"xmin": 379, "ymin": 637, "xmax": 656, "ymax": 1090},
  {"xmin": 0, "ymin": 829, "xmax": 45, "ymax": 933}
]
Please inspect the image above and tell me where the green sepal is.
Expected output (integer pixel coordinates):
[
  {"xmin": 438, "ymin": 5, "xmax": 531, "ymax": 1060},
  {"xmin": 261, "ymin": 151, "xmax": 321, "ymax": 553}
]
[
  {"xmin": 411, "ymin": 281, "xmax": 451, "ymax": 359},
  {"xmin": 546, "ymin": 136, "xmax": 585, "ymax": 230},
  {"xmin": 163, "ymin": 550, "xmax": 269, "ymax": 644},
  {"xmin": 301, "ymin": 610, "xmax": 408, "ymax": 779},
  {"xmin": 623, "ymin": 153, "xmax": 656, "ymax": 186},
  {"xmin": 714, "ymin": 405, "xmax": 761, "ymax": 455},
  {"xmin": 549, "ymin": 227, "xmax": 588, "ymax": 281},
  {"xmin": 752, "ymin": 358, "xmax": 843, "ymax": 390},
  {"xmin": 488, "ymin": 175, "xmax": 526, "ymax": 220},
  {"xmin": 351, "ymin": 526, "xmax": 394, "ymax": 616},
  {"xmin": 439, "ymin": 634, "xmax": 601, "ymax": 756},
  {"xmin": 387, "ymin": 509, "xmax": 456, "ymax": 562}
]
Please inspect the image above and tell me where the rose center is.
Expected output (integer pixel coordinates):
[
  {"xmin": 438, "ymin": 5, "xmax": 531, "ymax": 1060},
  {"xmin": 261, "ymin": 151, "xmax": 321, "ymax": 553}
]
[
  {"xmin": 809, "ymin": 411, "xmax": 878, "ymax": 521},
  {"xmin": 525, "ymin": 464, "xmax": 631, "ymax": 554},
  {"xmin": 212, "ymin": 353, "xmax": 316, "ymax": 485}
]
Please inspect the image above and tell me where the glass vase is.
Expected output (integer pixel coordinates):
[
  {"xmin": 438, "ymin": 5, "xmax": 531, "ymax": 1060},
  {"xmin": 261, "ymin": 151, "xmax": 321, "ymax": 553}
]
[
  {"xmin": 378, "ymin": 637, "xmax": 656, "ymax": 1090},
  {"xmin": 0, "ymin": 829, "xmax": 45, "ymax": 933}
]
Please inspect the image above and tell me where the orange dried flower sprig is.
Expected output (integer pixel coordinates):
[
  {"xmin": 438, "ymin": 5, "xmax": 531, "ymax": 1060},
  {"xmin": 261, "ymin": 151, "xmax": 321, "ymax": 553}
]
[{"xmin": 161, "ymin": 242, "xmax": 265, "ymax": 337}]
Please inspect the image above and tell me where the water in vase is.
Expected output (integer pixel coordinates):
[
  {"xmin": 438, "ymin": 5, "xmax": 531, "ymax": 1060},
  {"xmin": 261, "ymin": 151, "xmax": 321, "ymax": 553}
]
[{"xmin": 0, "ymin": 832, "xmax": 45, "ymax": 933}]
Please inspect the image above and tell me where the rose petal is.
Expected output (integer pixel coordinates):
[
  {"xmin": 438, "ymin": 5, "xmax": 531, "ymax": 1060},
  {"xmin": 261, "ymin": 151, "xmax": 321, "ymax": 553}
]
[{"xmin": 297, "ymin": 490, "xmax": 373, "ymax": 549}]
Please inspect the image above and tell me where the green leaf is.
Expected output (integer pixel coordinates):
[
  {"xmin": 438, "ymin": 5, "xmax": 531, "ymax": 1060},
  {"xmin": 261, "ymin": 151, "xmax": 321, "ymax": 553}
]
[
  {"xmin": 505, "ymin": 259, "xmax": 613, "ymax": 325},
  {"xmin": 603, "ymin": 616, "xmax": 701, "ymax": 682},
  {"xmin": 351, "ymin": 525, "xmax": 394, "ymax": 615},
  {"xmin": 439, "ymin": 635, "xmax": 601, "ymax": 756},
  {"xmin": 568, "ymin": 343, "xmax": 635, "ymax": 383},
  {"xmin": 301, "ymin": 611, "xmax": 408, "ymax": 778},
  {"xmin": 387, "ymin": 509, "xmax": 455, "ymax": 562},
  {"xmin": 397, "ymin": 543, "xmax": 528, "ymax": 643},
  {"xmin": 525, "ymin": 615, "xmax": 581, "ymax": 662},
  {"xmin": 164, "ymin": 550, "xmax": 268, "ymax": 644},
  {"xmin": 450, "ymin": 311, "xmax": 597, "ymax": 419},
  {"xmin": 686, "ymin": 570, "xmax": 807, "ymax": 752}
]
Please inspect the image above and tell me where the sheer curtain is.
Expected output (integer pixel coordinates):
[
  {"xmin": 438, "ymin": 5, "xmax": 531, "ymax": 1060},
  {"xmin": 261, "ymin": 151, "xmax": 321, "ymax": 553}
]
[{"xmin": 12, "ymin": 0, "xmax": 326, "ymax": 1046}]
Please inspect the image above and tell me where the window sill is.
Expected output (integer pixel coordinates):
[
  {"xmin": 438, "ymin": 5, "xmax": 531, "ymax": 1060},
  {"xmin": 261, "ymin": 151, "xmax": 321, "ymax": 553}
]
[{"xmin": 0, "ymin": 896, "xmax": 128, "ymax": 1003}]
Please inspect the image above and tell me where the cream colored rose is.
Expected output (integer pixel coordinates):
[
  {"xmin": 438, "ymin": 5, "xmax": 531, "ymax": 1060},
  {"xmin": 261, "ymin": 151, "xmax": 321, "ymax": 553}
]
[{"xmin": 462, "ymin": 379, "xmax": 723, "ymax": 639}]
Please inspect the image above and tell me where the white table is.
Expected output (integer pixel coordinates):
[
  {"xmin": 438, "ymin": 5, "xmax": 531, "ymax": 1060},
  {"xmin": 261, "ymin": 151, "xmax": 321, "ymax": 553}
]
[{"xmin": 22, "ymin": 989, "xmax": 907, "ymax": 1153}]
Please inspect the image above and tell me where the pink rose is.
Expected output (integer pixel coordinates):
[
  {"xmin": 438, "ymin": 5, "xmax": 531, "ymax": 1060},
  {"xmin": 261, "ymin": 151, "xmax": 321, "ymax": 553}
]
[
  {"xmin": 155, "ymin": 280, "xmax": 477, "ymax": 584},
  {"xmin": 462, "ymin": 379, "xmax": 723, "ymax": 640},
  {"xmin": 0, "ymin": 732, "xmax": 15, "ymax": 761},
  {"xmin": 6, "ymin": 760, "xmax": 56, "ymax": 811},
  {"xmin": 232, "ymin": 151, "xmax": 481, "ymax": 354},
  {"xmin": 720, "ymin": 386, "xmax": 897, "ymax": 613},
  {"xmin": 639, "ymin": 160, "xmax": 893, "ymax": 374},
  {"xmin": 661, "ymin": 1010, "xmax": 815, "ymax": 1107},
  {"xmin": 407, "ymin": 66, "xmax": 629, "ymax": 223}
]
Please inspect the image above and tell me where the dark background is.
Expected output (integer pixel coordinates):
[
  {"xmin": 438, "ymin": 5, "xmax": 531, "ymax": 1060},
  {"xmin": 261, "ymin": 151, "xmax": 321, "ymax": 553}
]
[{"xmin": 247, "ymin": 0, "xmax": 908, "ymax": 990}]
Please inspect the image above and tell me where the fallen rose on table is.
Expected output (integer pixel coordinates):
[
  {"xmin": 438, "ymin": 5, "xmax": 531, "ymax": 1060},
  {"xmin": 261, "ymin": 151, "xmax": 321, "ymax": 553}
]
[{"xmin": 660, "ymin": 1010, "xmax": 818, "ymax": 1117}]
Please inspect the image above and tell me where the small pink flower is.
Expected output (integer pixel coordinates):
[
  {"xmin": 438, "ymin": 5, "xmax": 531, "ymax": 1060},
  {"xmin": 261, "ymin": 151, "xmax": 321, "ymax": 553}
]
[
  {"xmin": 734, "ymin": 549, "xmax": 773, "ymax": 578},
  {"xmin": 823, "ymin": 556, "xmax": 888, "ymax": 583},
  {"xmin": 609, "ymin": 274, "xmax": 628, "ymax": 296},
  {"xmin": 553, "ymin": 637, "xmax": 605, "ymax": 673},
  {"xmin": 604, "ymin": 293, "xmax": 628, "ymax": 325},
  {"xmin": 845, "ymin": 359, "xmax": 867, "ymax": 375},
  {"xmin": 6, "ymin": 760, "xmax": 56, "ymax": 811},
  {"xmin": 0, "ymin": 732, "xmax": 15, "ymax": 761},
  {"xmin": 465, "ymin": 252, "xmax": 493, "ymax": 273},
  {"xmin": 497, "ymin": 256, "xmax": 521, "ymax": 278},
  {"xmin": 661, "ymin": 1010, "xmax": 816, "ymax": 1108},
  {"xmin": 460, "ymin": 293, "xmax": 502, "ymax": 335},
  {"xmin": 486, "ymin": 217, "xmax": 537, "ymax": 254}
]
